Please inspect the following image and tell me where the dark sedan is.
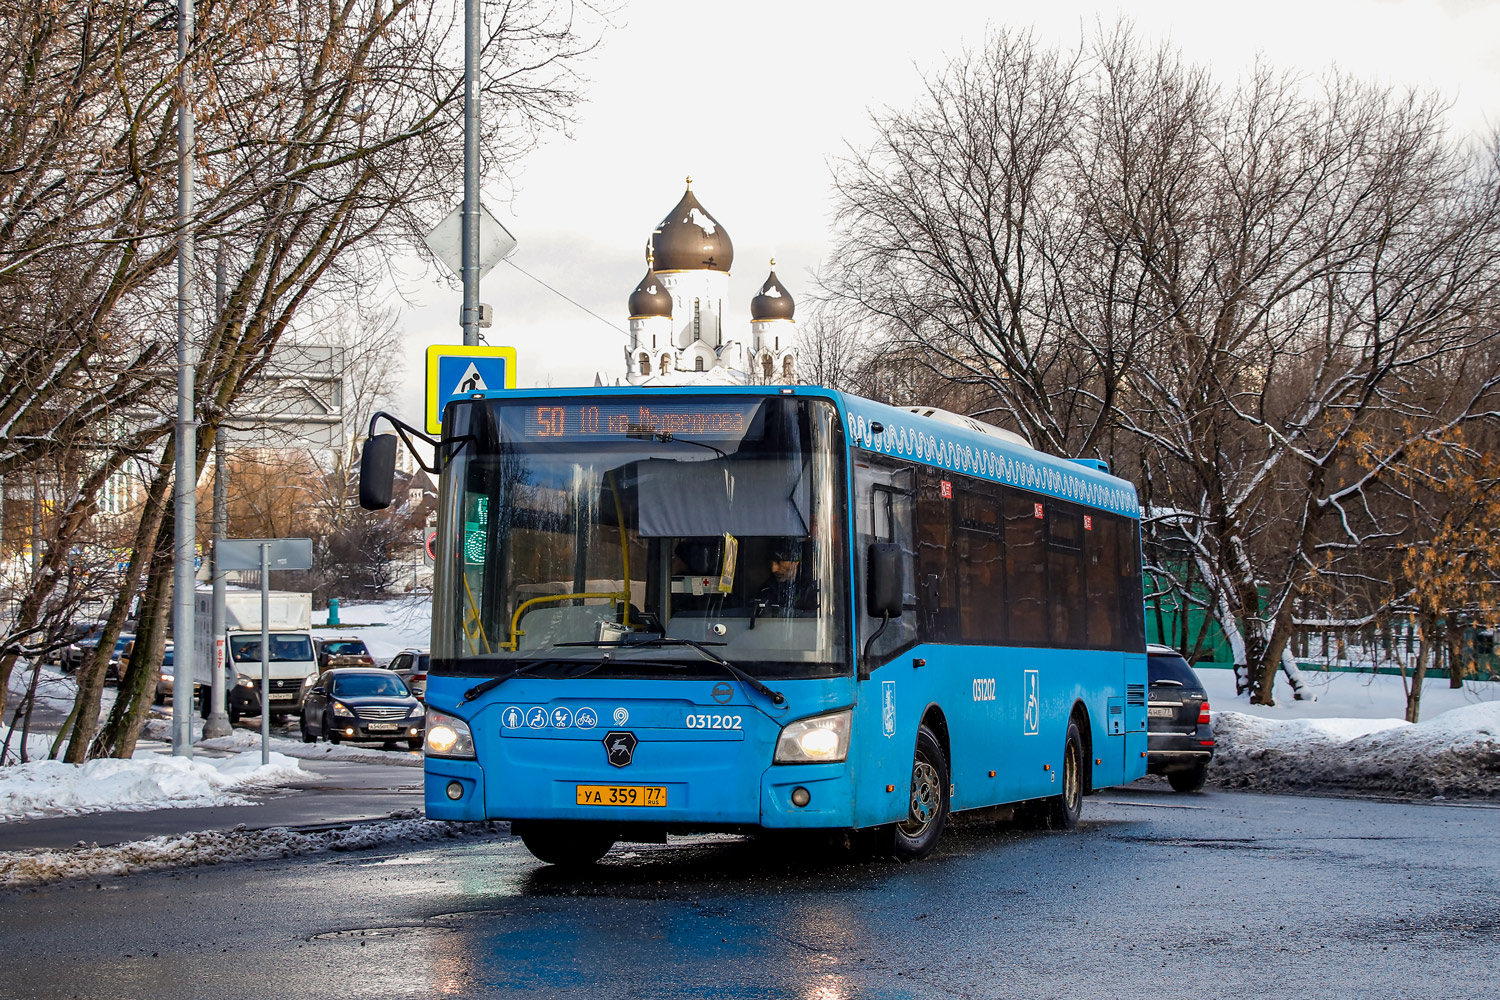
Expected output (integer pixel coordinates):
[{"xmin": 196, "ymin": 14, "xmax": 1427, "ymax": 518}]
[
  {"xmin": 1145, "ymin": 644, "xmax": 1215, "ymax": 792},
  {"xmin": 299, "ymin": 668, "xmax": 424, "ymax": 750}
]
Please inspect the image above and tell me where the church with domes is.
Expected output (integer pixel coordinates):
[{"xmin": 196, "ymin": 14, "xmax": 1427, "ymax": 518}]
[{"xmin": 622, "ymin": 179, "xmax": 798, "ymax": 386}]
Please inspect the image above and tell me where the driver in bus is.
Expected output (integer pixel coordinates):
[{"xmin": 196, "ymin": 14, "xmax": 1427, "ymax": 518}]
[{"xmin": 752, "ymin": 541, "xmax": 819, "ymax": 617}]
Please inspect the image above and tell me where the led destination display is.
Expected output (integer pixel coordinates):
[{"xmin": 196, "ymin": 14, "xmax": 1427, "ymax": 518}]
[{"xmin": 519, "ymin": 402, "xmax": 760, "ymax": 440}]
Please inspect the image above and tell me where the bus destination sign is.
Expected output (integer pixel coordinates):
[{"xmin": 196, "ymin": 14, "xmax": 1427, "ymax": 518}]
[{"xmin": 521, "ymin": 402, "xmax": 759, "ymax": 441}]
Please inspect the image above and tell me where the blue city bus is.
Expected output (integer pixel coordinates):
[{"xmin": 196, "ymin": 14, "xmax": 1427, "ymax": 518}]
[{"xmin": 363, "ymin": 385, "xmax": 1146, "ymax": 865}]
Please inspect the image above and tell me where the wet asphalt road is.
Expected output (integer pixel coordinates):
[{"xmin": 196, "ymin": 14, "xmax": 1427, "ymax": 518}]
[{"xmin": 0, "ymin": 786, "xmax": 1496, "ymax": 1000}]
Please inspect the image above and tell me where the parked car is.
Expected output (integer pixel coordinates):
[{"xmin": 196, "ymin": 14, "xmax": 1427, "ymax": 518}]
[
  {"xmin": 299, "ymin": 668, "xmax": 424, "ymax": 750},
  {"xmin": 314, "ymin": 637, "xmax": 375, "ymax": 670},
  {"xmin": 59, "ymin": 625, "xmax": 105, "ymax": 673},
  {"xmin": 385, "ymin": 648, "xmax": 429, "ymax": 702},
  {"xmin": 1145, "ymin": 644, "xmax": 1215, "ymax": 792},
  {"xmin": 103, "ymin": 634, "xmax": 135, "ymax": 683},
  {"xmin": 49, "ymin": 621, "xmax": 102, "ymax": 669}
]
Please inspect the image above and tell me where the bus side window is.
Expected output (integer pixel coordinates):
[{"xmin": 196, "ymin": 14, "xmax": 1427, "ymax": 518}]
[
  {"xmin": 916, "ymin": 469, "xmax": 956, "ymax": 642},
  {"xmin": 1047, "ymin": 505, "xmax": 1085, "ymax": 647},
  {"xmin": 1086, "ymin": 515, "xmax": 1120, "ymax": 649},
  {"xmin": 855, "ymin": 457, "xmax": 917, "ymax": 666},
  {"xmin": 1004, "ymin": 488, "xmax": 1048, "ymax": 645},
  {"xmin": 1118, "ymin": 522, "xmax": 1145, "ymax": 650},
  {"xmin": 956, "ymin": 480, "xmax": 1005, "ymax": 644}
]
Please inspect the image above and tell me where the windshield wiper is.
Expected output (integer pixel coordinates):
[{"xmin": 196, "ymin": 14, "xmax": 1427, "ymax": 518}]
[
  {"xmin": 626, "ymin": 427, "xmax": 727, "ymax": 459},
  {"xmin": 463, "ymin": 657, "xmax": 612, "ymax": 702},
  {"xmin": 555, "ymin": 637, "xmax": 786, "ymax": 706}
]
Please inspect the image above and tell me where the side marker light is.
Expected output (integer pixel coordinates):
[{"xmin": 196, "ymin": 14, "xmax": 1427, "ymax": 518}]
[
  {"xmin": 988, "ymin": 770, "xmax": 996, "ymax": 777},
  {"xmin": 886, "ymin": 784, "xmax": 895, "ymax": 792}
]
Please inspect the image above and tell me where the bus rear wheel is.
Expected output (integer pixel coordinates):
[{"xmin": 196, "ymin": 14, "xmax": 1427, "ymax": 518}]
[
  {"xmin": 1042, "ymin": 721, "xmax": 1084, "ymax": 830},
  {"xmin": 875, "ymin": 724, "xmax": 950, "ymax": 862},
  {"xmin": 519, "ymin": 823, "xmax": 615, "ymax": 867}
]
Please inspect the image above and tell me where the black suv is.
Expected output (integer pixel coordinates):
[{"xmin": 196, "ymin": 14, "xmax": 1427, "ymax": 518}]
[{"xmin": 1145, "ymin": 644, "xmax": 1215, "ymax": 792}]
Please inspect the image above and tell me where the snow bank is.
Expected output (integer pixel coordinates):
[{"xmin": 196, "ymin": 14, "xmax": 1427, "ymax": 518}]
[
  {"xmin": 1211, "ymin": 702, "xmax": 1500, "ymax": 799},
  {"xmin": 0, "ymin": 750, "xmax": 304, "ymax": 823},
  {"xmin": 0, "ymin": 811, "xmax": 508, "ymax": 887}
]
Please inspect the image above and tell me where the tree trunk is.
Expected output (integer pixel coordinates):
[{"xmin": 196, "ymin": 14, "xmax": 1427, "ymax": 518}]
[
  {"xmin": 1405, "ymin": 621, "xmax": 1431, "ymax": 724},
  {"xmin": 1280, "ymin": 644, "xmax": 1313, "ymax": 701},
  {"xmin": 92, "ymin": 530, "xmax": 173, "ymax": 758},
  {"xmin": 65, "ymin": 451, "xmax": 173, "ymax": 762}
]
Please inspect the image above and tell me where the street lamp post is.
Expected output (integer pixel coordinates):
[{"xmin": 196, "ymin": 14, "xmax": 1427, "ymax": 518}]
[{"xmin": 171, "ymin": 0, "xmax": 197, "ymax": 757}]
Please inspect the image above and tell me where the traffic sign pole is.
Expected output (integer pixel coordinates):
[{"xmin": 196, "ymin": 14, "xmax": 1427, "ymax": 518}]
[
  {"xmin": 462, "ymin": 0, "xmax": 479, "ymax": 347},
  {"xmin": 259, "ymin": 543, "xmax": 270, "ymax": 766}
]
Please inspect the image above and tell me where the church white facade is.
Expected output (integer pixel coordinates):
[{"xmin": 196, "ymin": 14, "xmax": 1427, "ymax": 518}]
[{"xmin": 623, "ymin": 180, "xmax": 797, "ymax": 385}]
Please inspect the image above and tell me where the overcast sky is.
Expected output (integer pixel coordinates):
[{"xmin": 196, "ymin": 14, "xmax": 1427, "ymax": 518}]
[{"xmin": 389, "ymin": 0, "xmax": 1500, "ymax": 418}]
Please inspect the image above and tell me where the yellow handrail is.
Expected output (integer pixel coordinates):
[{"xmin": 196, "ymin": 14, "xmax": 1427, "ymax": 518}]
[
  {"xmin": 462, "ymin": 574, "xmax": 492, "ymax": 655},
  {"xmin": 506, "ymin": 591, "xmax": 629, "ymax": 651}
]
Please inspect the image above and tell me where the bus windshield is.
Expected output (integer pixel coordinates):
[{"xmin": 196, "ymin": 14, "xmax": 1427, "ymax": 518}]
[{"xmin": 432, "ymin": 395, "xmax": 849, "ymax": 680}]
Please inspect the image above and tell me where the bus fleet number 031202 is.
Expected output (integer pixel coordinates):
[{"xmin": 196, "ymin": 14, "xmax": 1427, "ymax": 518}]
[{"xmin": 684, "ymin": 714, "xmax": 743, "ymax": 730}]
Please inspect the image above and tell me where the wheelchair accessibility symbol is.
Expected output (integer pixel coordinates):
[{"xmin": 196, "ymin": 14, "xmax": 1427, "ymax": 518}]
[{"xmin": 1023, "ymin": 669, "xmax": 1040, "ymax": 736}]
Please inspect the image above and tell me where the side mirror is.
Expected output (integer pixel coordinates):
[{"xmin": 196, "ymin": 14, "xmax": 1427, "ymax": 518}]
[
  {"xmin": 866, "ymin": 542, "xmax": 904, "ymax": 618},
  {"xmin": 358, "ymin": 433, "xmax": 398, "ymax": 510},
  {"xmin": 312, "ymin": 686, "xmax": 326, "ymax": 696}
]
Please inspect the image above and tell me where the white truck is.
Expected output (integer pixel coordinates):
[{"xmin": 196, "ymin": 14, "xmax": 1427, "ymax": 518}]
[{"xmin": 192, "ymin": 590, "xmax": 320, "ymax": 721}]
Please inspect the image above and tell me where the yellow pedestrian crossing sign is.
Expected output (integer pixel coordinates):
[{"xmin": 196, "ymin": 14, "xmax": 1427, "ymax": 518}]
[{"xmin": 425, "ymin": 345, "xmax": 517, "ymax": 434}]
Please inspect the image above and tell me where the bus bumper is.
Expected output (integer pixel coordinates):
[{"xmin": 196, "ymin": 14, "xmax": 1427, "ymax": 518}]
[
  {"xmin": 760, "ymin": 763, "xmax": 852, "ymax": 828},
  {"xmin": 424, "ymin": 756, "xmax": 488, "ymax": 821}
]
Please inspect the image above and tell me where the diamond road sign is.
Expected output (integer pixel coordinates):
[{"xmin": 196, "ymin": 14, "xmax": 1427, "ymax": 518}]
[
  {"xmin": 425, "ymin": 344, "xmax": 518, "ymax": 434},
  {"xmin": 423, "ymin": 201, "xmax": 517, "ymax": 280}
]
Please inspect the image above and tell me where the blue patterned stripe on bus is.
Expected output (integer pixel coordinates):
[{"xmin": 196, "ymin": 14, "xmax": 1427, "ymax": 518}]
[{"xmin": 843, "ymin": 409, "xmax": 1140, "ymax": 517}]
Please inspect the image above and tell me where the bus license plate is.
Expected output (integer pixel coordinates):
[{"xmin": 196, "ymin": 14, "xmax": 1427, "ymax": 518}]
[{"xmin": 576, "ymin": 784, "xmax": 667, "ymax": 807}]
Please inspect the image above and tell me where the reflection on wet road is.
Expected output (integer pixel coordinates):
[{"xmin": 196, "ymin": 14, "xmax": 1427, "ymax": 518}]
[{"xmin": 2, "ymin": 787, "xmax": 1497, "ymax": 999}]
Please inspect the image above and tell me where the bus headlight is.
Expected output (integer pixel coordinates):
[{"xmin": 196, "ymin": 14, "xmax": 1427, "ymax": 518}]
[
  {"xmin": 775, "ymin": 710, "xmax": 852, "ymax": 764},
  {"xmin": 425, "ymin": 709, "xmax": 476, "ymax": 759}
]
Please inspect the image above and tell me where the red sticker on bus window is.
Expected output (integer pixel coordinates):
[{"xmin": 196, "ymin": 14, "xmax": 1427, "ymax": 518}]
[
  {"xmin": 1033, "ymin": 503, "xmax": 1044, "ymax": 519},
  {"xmin": 1084, "ymin": 515, "xmax": 1093, "ymax": 531},
  {"xmin": 940, "ymin": 480, "xmax": 952, "ymax": 499}
]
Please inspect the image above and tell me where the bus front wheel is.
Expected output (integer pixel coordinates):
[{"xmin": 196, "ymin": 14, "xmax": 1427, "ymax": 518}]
[
  {"xmin": 876, "ymin": 724, "xmax": 950, "ymax": 862},
  {"xmin": 519, "ymin": 823, "xmax": 615, "ymax": 867}
]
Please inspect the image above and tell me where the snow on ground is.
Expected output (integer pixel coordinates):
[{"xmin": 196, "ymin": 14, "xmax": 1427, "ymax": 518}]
[
  {"xmin": 138, "ymin": 717, "xmax": 422, "ymax": 767},
  {"xmin": 1197, "ymin": 664, "xmax": 1498, "ymax": 721},
  {"xmin": 0, "ymin": 724, "xmax": 58, "ymax": 765},
  {"xmin": 1210, "ymin": 701, "xmax": 1500, "ymax": 799},
  {"xmin": 0, "ymin": 810, "xmax": 508, "ymax": 887},
  {"xmin": 4, "ymin": 661, "xmax": 116, "ymax": 718},
  {"xmin": 321, "ymin": 596, "xmax": 431, "ymax": 664},
  {"xmin": 1196, "ymin": 666, "xmax": 1500, "ymax": 798},
  {"xmin": 0, "ymin": 749, "xmax": 305, "ymax": 824}
]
